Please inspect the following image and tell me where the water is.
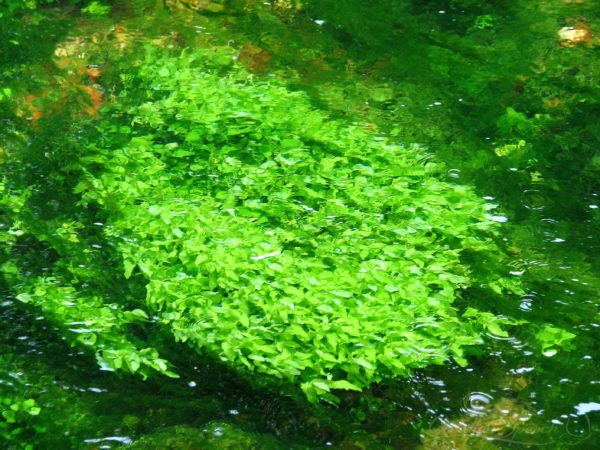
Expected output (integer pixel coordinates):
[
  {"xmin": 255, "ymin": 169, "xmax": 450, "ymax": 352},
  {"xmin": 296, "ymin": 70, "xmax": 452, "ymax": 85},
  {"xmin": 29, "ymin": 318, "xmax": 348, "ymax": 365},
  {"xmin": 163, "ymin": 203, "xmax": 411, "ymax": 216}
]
[{"xmin": 1, "ymin": 0, "xmax": 600, "ymax": 448}]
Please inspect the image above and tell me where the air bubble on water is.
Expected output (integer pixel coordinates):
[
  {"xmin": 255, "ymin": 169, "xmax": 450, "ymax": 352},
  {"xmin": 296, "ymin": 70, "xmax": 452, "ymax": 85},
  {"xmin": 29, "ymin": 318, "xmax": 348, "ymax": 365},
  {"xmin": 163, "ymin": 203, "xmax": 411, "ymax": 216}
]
[
  {"xmin": 84, "ymin": 437, "xmax": 133, "ymax": 446},
  {"xmin": 520, "ymin": 301, "xmax": 532, "ymax": 311},
  {"xmin": 88, "ymin": 387, "xmax": 107, "ymax": 393},
  {"xmin": 575, "ymin": 402, "xmax": 600, "ymax": 415},
  {"xmin": 463, "ymin": 392, "xmax": 494, "ymax": 417},
  {"xmin": 448, "ymin": 168, "xmax": 460, "ymax": 178}
]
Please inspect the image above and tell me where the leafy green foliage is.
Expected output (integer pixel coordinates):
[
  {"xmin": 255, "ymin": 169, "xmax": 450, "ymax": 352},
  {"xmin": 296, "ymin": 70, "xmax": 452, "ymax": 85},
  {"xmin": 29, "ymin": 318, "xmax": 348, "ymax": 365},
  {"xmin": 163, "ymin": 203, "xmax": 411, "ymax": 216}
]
[
  {"xmin": 0, "ymin": 2, "xmax": 592, "ymax": 448},
  {"xmin": 0, "ymin": 0, "xmax": 53, "ymax": 18},
  {"xmin": 0, "ymin": 10, "xmax": 577, "ymax": 402},
  {"xmin": 0, "ymin": 396, "xmax": 41, "ymax": 448},
  {"xmin": 0, "ymin": 180, "xmax": 29, "ymax": 251},
  {"xmin": 11, "ymin": 276, "xmax": 176, "ymax": 378},
  {"xmin": 20, "ymin": 46, "xmax": 525, "ymax": 403},
  {"xmin": 0, "ymin": 173, "xmax": 177, "ymax": 379},
  {"xmin": 80, "ymin": 1, "xmax": 110, "ymax": 15},
  {"xmin": 535, "ymin": 326, "xmax": 576, "ymax": 357},
  {"xmin": 0, "ymin": 0, "xmax": 108, "ymax": 19}
]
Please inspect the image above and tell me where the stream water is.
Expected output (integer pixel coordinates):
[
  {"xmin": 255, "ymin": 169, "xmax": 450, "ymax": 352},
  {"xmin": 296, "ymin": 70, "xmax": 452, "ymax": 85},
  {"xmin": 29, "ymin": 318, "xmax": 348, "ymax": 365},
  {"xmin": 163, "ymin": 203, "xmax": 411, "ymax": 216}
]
[{"xmin": 1, "ymin": 0, "xmax": 600, "ymax": 448}]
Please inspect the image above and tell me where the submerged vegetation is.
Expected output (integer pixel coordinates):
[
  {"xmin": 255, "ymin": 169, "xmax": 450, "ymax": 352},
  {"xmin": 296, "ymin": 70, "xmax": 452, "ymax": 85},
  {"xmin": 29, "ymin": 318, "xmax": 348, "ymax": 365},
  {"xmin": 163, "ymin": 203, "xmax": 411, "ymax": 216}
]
[
  {"xmin": 1, "ymin": 0, "xmax": 599, "ymax": 448},
  {"xmin": 2, "ymin": 44, "xmax": 537, "ymax": 403}
]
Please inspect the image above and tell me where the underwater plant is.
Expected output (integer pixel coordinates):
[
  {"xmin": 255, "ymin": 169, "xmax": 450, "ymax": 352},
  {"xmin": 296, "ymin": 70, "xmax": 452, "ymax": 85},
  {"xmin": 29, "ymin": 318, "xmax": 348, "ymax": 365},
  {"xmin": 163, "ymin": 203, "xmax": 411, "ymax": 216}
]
[{"xmin": 0, "ymin": 45, "xmax": 571, "ymax": 403}]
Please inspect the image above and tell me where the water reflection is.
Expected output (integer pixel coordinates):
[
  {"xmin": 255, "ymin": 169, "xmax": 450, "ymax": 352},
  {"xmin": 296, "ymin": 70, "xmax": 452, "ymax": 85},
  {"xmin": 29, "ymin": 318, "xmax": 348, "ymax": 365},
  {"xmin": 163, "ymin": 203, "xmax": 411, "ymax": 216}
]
[{"xmin": 463, "ymin": 392, "xmax": 494, "ymax": 417}]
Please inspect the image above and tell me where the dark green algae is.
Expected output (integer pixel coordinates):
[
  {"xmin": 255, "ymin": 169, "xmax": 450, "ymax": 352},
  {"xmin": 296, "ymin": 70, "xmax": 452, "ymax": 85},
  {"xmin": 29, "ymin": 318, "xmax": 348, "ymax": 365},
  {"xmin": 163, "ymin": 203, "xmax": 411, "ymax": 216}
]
[{"xmin": 1, "ymin": 0, "xmax": 600, "ymax": 448}]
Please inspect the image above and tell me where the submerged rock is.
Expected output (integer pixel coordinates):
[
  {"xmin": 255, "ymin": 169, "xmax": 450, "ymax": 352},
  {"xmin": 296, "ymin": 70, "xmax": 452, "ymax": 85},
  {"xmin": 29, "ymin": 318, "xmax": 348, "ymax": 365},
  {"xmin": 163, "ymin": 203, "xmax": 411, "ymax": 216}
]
[
  {"xmin": 558, "ymin": 23, "xmax": 592, "ymax": 47},
  {"xmin": 418, "ymin": 397, "xmax": 535, "ymax": 450},
  {"xmin": 238, "ymin": 44, "xmax": 272, "ymax": 73}
]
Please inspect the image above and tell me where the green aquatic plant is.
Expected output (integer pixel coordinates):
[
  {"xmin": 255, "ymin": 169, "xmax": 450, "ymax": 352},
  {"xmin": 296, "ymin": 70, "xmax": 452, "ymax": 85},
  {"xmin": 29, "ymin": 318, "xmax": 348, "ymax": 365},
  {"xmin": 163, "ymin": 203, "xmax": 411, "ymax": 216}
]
[
  {"xmin": 0, "ymin": 45, "xmax": 572, "ymax": 403},
  {"xmin": 0, "ymin": 88, "xmax": 13, "ymax": 102},
  {"xmin": 80, "ymin": 1, "xmax": 110, "ymax": 15},
  {"xmin": 0, "ymin": 395, "xmax": 41, "ymax": 449},
  {"xmin": 0, "ymin": 0, "xmax": 109, "ymax": 20},
  {"xmin": 471, "ymin": 14, "xmax": 496, "ymax": 30},
  {"xmin": 0, "ymin": 0, "xmax": 50, "ymax": 18}
]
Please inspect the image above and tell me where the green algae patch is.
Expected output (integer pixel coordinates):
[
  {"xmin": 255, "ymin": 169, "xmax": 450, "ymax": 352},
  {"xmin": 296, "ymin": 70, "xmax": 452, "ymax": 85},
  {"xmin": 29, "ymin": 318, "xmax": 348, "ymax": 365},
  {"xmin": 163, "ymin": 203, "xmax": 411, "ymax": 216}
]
[
  {"xmin": 1, "ymin": 46, "xmax": 537, "ymax": 403},
  {"xmin": 127, "ymin": 422, "xmax": 284, "ymax": 450}
]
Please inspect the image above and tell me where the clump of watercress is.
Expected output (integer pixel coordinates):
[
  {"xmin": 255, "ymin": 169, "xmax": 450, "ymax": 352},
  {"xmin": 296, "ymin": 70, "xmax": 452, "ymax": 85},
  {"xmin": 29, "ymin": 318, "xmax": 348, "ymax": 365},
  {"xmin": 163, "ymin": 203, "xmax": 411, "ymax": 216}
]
[
  {"xmin": 63, "ymin": 47, "xmax": 525, "ymax": 402},
  {"xmin": 1, "ymin": 44, "xmax": 570, "ymax": 403}
]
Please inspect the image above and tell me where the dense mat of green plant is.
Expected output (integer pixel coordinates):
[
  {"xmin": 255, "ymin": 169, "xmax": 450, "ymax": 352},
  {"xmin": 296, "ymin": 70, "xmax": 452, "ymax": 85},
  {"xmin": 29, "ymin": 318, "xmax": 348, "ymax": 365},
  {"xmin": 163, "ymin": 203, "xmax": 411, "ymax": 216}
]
[
  {"xmin": 1, "ymin": 46, "xmax": 540, "ymax": 403},
  {"xmin": 0, "ymin": 0, "xmax": 108, "ymax": 17}
]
